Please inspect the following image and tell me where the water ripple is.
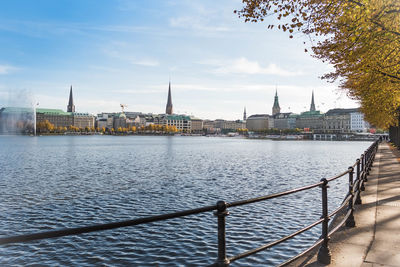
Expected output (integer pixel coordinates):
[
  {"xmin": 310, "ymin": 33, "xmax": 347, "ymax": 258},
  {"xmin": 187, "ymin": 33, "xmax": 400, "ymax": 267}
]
[{"xmin": 0, "ymin": 136, "xmax": 370, "ymax": 266}]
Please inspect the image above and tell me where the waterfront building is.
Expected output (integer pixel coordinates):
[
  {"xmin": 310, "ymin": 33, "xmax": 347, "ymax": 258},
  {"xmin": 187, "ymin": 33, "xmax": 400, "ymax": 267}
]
[
  {"xmin": 112, "ymin": 113, "xmax": 128, "ymax": 130},
  {"xmin": 165, "ymin": 82, "xmax": 173, "ymax": 115},
  {"xmin": 73, "ymin": 113, "xmax": 95, "ymax": 128},
  {"xmin": 203, "ymin": 120, "xmax": 218, "ymax": 133},
  {"xmin": 272, "ymin": 90, "xmax": 281, "ymax": 116},
  {"xmin": 246, "ymin": 114, "xmax": 272, "ymax": 131},
  {"xmin": 324, "ymin": 108, "xmax": 358, "ymax": 133},
  {"xmin": 161, "ymin": 114, "xmax": 191, "ymax": 132},
  {"xmin": 274, "ymin": 112, "xmax": 297, "ymax": 129},
  {"xmin": 36, "ymin": 108, "xmax": 73, "ymax": 128},
  {"xmin": 96, "ymin": 113, "xmax": 114, "ymax": 129},
  {"xmin": 142, "ymin": 114, "xmax": 163, "ymax": 126},
  {"xmin": 288, "ymin": 114, "xmax": 299, "ymax": 129},
  {"xmin": 135, "ymin": 114, "xmax": 148, "ymax": 126},
  {"xmin": 296, "ymin": 111, "xmax": 324, "ymax": 131},
  {"xmin": 96, "ymin": 111, "xmax": 144, "ymax": 130},
  {"xmin": 96, "ymin": 118, "xmax": 108, "ymax": 129},
  {"xmin": 191, "ymin": 117, "xmax": 203, "ymax": 133},
  {"xmin": 296, "ymin": 92, "xmax": 324, "ymax": 131},
  {"xmin": 38, "ymin": 109, "xmax": 95, "ymax": 129},
  {"xmin": 225, "ymin": 120, "xmax": 246, "ymax": 130},
  {"xmin": 214, "ymin": 119, "xmax": 246, "ymax": 131},
  {"xmin": 350, "ymin": 111, "xmax": 370, "ymax": 132}
]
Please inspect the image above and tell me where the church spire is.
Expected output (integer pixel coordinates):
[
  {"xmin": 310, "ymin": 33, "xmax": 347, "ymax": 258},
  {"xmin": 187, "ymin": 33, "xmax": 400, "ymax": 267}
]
[
  {"xmin": 67, "ymin": 85, "xmax": 75, "ymax": 112},
  {"xmin": 272, "ymin": 88, "xmax": 280, "ymax": 116},
  {"xmin": 310, "ymin": 90, "xmax": 316, "ymax": 112},
  {"xmin": 243, "ymin": 106, "xmax": 247, "ymax": 121},
  {"xmin": 165, "ymin": 81, "xmax": 173, "ymax": 115}
]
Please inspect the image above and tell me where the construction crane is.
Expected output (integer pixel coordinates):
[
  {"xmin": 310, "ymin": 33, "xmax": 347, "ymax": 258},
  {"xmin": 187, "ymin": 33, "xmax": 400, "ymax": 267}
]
[{"xmin": 120, "ymin": 104, "xmax": 127, "ymax": 114}]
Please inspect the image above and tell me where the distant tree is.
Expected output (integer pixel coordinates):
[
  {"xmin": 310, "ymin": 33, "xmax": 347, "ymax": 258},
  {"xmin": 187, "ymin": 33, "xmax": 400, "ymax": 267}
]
[{"xmin": 36, "ymin": 120, "xmax": 55, "ymax": 133}]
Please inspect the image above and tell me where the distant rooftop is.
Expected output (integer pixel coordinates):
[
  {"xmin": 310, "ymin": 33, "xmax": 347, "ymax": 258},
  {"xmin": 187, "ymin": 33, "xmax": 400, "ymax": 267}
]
[
  {"xmin": 299, "ymin": 110, "xmax": 324, "ymax": 117},
  {"xmin": 325, "ymin": 108, "xmax": 360, "ymax": 116},
  {"xmin": 0, "ymin": 107, "xmax": 34, "ymax": 114},
  {"xmin": 0, "ymin": 107, "xmax": 91, "ymax": 116},
  {"xmin": 37, "ymin": 108, "xmax": 71, "ymax": 116},
  {"xmin": 166, "ymin": 114, "xmax": 191, "ymax": 120},
  {"xmin": 247, "ymin": 114, "xmax": 270, "ymax": 119}
]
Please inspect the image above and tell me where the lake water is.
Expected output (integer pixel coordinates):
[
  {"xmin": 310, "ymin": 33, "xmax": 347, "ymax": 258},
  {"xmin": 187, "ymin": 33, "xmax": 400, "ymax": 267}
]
[{"xmin": 0, "ymin": 136, "xmax": 371, "ymax": 266}]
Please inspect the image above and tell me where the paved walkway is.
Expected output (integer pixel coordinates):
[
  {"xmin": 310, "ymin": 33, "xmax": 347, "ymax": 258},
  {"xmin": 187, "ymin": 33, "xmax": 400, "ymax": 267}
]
[{"xmin": 298, "ymin": 142, "xmax": 400, "ymax": 267}]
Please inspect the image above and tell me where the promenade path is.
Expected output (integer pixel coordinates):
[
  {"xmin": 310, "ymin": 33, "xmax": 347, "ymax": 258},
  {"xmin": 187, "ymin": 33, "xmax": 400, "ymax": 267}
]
[{"xmin": 298, "ymin": 142, "xmax": 400, "ymax": 267}]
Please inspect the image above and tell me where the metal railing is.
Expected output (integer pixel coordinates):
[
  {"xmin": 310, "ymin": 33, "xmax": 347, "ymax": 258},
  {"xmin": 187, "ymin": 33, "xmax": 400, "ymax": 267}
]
[{"xmin": 0, "ymin": 140, "xmax": 380, "ymax": 266}]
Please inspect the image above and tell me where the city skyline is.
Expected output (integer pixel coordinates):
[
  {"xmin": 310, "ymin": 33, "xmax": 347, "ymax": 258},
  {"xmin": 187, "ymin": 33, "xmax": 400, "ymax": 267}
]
[{"xmin": 0, "ymin": 0, "xmax": 359, "ymax": 120}]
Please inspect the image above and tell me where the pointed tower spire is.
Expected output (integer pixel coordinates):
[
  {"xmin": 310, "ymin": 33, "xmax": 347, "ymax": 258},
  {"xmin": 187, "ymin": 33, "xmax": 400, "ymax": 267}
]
[
  {"xmin": 243, "ymin": 106, "xmax": 247, "ymax": 121},
  {"xmin": 310, "ymin": 90, "xmax": 316, "ymax": 112},
  {"xmin": 165, "ymin": 81, "xmax": 173, "ymax": 115},
  {"xmin": 272, "ymin": 87, "xmax": 281, "ymax": 116},
  {"xmin": 67, "ymin": 85, "xmax": 75, "ymax": 112}
]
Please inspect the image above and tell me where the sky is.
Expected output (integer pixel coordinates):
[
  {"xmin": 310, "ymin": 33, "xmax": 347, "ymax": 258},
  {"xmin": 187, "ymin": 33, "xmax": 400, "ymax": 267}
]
[{"xmin": 0, "ymin": 0, "xmax": 359, "ymax": 120}]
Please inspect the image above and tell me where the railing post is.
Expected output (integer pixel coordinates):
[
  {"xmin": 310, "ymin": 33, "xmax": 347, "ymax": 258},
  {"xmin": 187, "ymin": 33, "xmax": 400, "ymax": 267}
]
[
  {"xmin": 346, "ymin": 167, "xmax": 356, "ymax": 227},
  {"xmin": 360, "ymin": 154, "xmax": 365, "ymax": 182},
  {"xmin": 370, "ymin": 145, "xmax": 375, "ymax": 167},
  {"xmin": 317, "ymin": 178, "xmax": 331, "ymax": 264},
  {"xmin": 364, "ymin": 151, "xmax": 369, "ymax": 181},
  {"xmin": 355, "ymin": 159, "xmax": 362, "ymax": 205},
  {"xmin": 214, "ymin": 201, "xmax": 230, "ymax": 267},
  {"xmin": 368, "ymin": 147, "xmax": 372, "ymax": 171},
  {"xmin": 358, "ymin": 158, "xmax": 365, "ymax": 192}
]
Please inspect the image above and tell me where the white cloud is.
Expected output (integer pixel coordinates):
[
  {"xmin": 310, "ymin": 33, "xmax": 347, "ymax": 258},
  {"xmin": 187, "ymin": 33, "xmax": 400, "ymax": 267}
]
[
  {"xmin": 201, "ymin": 57, "xmax": 303, "ymax": 76},
  {"xmin": 0, "ymin": 65, "xmax": 18, "ymax": 75},
  {"xmin": 131, "ymin": 59, "xmax": 159, "ymax": 67}
]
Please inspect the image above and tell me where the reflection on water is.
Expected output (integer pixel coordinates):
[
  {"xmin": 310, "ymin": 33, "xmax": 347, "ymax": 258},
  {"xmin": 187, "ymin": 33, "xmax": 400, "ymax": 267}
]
[{"xmin": 0, "ymin": 136, "xmax": 371, "ymax": 266}]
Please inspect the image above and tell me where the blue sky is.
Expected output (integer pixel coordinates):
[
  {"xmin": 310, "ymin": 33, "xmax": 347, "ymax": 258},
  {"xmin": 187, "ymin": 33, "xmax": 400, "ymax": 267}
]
[{"xmin": 0, "ymin": 0, "xmax": 358, "ymax": 120}]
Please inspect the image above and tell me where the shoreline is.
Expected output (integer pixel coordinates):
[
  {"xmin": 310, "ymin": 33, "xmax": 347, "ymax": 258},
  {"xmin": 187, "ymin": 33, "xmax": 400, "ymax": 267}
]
[{"xmin": 0, "ymin": 132, "xmax": 379, "ymax": 141}]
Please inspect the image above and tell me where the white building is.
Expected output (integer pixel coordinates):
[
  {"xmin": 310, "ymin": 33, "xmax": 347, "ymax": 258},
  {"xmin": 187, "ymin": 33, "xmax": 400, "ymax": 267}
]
[
  {"xmin": 350, "ymin": 112, "xmax": 370, "ymax": 132},
  {"xmin": 162, "ymin": 114, "xmax": 191, "ymax": 132}
]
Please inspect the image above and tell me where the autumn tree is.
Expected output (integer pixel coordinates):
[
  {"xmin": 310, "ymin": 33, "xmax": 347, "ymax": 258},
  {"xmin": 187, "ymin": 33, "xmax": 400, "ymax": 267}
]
[
  {"xmin": 236, "ymin": 0, "xmax": 400, "ymax": 128},
  {"xmin": 37, "ymin": 120, "xmax": 55, "ymax": 133}
]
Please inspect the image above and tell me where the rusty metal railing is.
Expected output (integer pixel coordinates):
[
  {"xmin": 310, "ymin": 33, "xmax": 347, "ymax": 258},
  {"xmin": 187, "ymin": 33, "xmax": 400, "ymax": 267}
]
[{"xmin": 0, "ymin": 139, "xmax": 380, "ymax": 266}]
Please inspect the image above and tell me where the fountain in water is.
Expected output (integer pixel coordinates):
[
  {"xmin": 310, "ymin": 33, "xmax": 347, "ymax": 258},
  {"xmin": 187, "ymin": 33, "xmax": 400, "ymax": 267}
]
[
  {"xmin": 32, "ymin": 102, "xmax": 38, "ymax": 136},
  {"xmin": 3, "ymin": 89, "xmax": 37, "ymax": 135}
]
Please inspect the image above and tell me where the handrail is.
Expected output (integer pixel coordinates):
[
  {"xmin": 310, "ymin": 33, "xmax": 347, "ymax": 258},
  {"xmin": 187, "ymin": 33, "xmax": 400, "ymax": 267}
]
[
  {"xmin": 0, "ymin": 139, "xmax": 380, "ymax": 266},
  {"xmin": 0, "ymin": 204, "xmax": 217, "ymax": 245},
  {"xmin": 327, "ymin": 169, "xmax": 350, "ymax": 182}
]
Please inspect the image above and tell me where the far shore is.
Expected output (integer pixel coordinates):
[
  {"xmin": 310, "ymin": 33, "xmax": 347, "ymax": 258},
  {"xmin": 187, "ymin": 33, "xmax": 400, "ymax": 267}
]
[{"xmin": 0, "ymin": 132, "xmax": 381, "ymax": 142}]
